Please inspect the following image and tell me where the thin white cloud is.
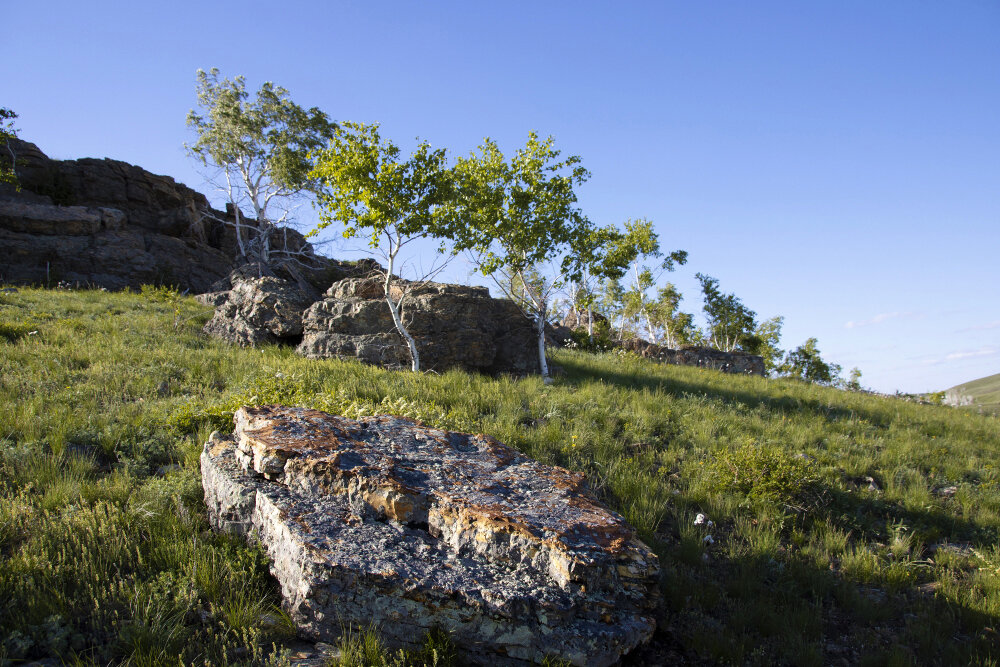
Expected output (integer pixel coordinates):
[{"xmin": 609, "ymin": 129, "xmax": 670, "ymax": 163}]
[
  {"xmin": 945, "ymin": 346, "xmax": 999, "ymax": 361},
  {"xmin": 916, "ymin": 346, "xmax": 1000, "ymax": 366},
  {"xmin": 956, "ymin": 320, "xmax": 1000, "ymax": 333},
  {"xmin": 845, "ymin": 311, "xmax": 913, "ymax": 329}
]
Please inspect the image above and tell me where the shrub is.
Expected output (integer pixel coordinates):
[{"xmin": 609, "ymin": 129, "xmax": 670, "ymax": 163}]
[
  {"xmin": 0, "ymin": 316, "xmax": 35, "ymax": 342},
  {"xmin": 709, "ymin": 443, "xmax": 817, "ymax": 505}
]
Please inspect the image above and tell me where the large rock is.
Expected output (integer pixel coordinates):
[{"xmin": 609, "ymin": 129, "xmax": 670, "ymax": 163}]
[
  {"xmin": 202, "ymin": 276, "xmax": 317, "ymax": 346},
  {"xmin": 298, "ymin": 277, "xmax": 541, "ymax": 375},
  {"xmin": 621, "ymin": 339, "xmax": 766, "ymax": 376},
  {"xmin": 0, "ymin": 139, "xmax": 341, "ymax": 293},
  {"xmin": 201, "ymin": 406, "xmax": 660, "ymax": 666}
]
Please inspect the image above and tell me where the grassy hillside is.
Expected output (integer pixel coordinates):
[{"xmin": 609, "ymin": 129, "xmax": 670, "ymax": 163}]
[
  {"xmin": 1, "ymin": 286, "xmax": 999, "ymax": 666},
  {"xmin": 948, "ymin": 372, "xmax": 1000, "ymax": 415}
]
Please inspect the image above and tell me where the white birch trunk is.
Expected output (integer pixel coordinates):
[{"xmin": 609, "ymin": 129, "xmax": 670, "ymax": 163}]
[
  {"xmin": 383, "ymin": 238, "xmax": 421, "ymax": 372},
  {"xmin": 535, "ymin": 307, "xmax": 550, "ymax": 380}
]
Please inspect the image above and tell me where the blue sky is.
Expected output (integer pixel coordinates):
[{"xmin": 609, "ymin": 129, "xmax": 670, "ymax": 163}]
[{"xmin": 5, "ymin": 1, "xmax": 998, "ymax": 393}]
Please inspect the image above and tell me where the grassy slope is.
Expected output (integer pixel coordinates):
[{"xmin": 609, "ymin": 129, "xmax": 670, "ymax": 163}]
[
  {"xmin": 1, "ymin": 287, "xmax": 999, "ymax": 666},
  {"xmin": 949, "ymin": 372, "xmax": 1000, "ymax": 414}
]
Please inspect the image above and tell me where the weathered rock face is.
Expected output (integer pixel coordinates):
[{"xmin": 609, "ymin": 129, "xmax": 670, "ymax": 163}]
[
  {"xmin": 560, "ymin": 310, "xmax": 609, "ymax": 331},
  {"xmin": 0, "ymin": 139, "xmax": 340, "ymax": 293},
  {"xmin": 201, "ymin": 406, "xmax": 660, "ymax": 666},
  {"xmin": 297, "ymin": 277, "xmax": 541, "ymax": 376},
  {"xmin": 202, "ymin": 276, "xmax": 317, "ymax": 347},
  {"xmin": 621, "ymin": 338, "xmax": 766, "ymax": 376}
]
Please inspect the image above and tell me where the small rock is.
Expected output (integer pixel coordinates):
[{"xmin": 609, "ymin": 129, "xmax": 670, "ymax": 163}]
[
  {"xmin": 703, "ymin": 534, "xmax": 715, "ymax": 545},
  {"xmin": 936, "ymin": 486, "xmax": 958, "ymax": 498},
  {"xmin": 693, "ymin": 513, "xmax": 708, "ymax": 525},
  {"xmin": 155, "ymin": 463, "xmax": 182, "ymax": 477}
]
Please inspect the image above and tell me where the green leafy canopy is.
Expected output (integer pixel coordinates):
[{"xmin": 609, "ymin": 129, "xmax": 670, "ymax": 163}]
[
  {"xmin": 186, "ymin": 68, "xmax": 337, "ymax": 197},
  {"xmin": 308, "ymin": 121, "xmax": 457, "ymax": 247}
]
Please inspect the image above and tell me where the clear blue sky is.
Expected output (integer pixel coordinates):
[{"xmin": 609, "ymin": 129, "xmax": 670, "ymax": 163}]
[{"xmin": 6, "ymin": 1, "xmax": 999, "ymax": 393}]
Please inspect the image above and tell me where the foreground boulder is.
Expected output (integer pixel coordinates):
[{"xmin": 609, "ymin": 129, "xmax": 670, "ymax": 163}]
[
  {"xmin": 297, "ymin": 277, "xmax": 540, "ymax": 375},
  {"xmin": 201, "ymin": 406, "xmax": 660, "ymax": 666}
]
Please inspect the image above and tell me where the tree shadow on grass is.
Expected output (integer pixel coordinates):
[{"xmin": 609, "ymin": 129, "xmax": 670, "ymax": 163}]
[
  {"xmin": 557, "ymin": 355, "xmax": 908, "ymax": 429},
  {"xmin": 815, "ymin": 483, "xmax": 998, "ymax": 547},
  {"xmin": 622, "ymin": 496, "xmax": 1000, "ymax": 666}
]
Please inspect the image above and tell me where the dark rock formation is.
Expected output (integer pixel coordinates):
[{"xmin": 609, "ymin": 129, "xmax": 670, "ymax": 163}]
[
  {"xmin": 621, "ymin": 338, "xmax": 766, "ymax": 376},
  {"xmin": 201, "ymin": 406, "xmax": 660, "ymax": 666},
  {"xmin": 0, "ymin": 139, "xmax": 339, "ymax": 293},
  {"xmin": 297, "ymin": 276, "xmax": 540, "ymax": 375}
]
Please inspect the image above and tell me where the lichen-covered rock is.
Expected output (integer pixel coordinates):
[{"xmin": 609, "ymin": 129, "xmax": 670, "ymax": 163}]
[
  {"xmin": 203, "ymin": 277, "xmax": 316, "ymax": 346},
  {"xmin": 201, "ymin": 406, "xmax": 660, "ymax": 666},
  {"xmin": 298, "ymin": 277, "xmax": 540, "ymax": 376}
]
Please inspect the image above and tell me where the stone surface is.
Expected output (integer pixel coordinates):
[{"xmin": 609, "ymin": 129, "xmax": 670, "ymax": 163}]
[
  {"xmin": 297, "ymin": 277, "xmax": 541, "ymax": 376},
  {"xmin": 201, "ymin": 406, "xmax": 660, "ymax": 666},
  {"xmin": 203, "ymin": 276, "xmax": 317, "ymax": 347},
  {"xmin": 620, "ymin": 338, "xmax": 766, "ymax": 376},
  {"xmin": 560, "ymin": 310, "xmax": 609, "ymax": 332},
  {"xmin": 0, "ymin": 139, "xmax": 340, "ymax": 293}
]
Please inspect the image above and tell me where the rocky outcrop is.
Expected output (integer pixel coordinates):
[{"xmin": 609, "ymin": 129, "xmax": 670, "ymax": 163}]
[
  {"xmin": 201, "ymin": 276, "xmax": 318, "ymax": 347},
  {"xmin": 621, "ymin": 338, "xmax": 766, "ymax": 376},
  {"xmin": 560, "ymin": 310, "xmax": 609, "ymax": 331},
  {"xmin": 297, "ymin": 276, "xmax": 540, "ymax": 375},
  {"xmin": 0, "ymin": 139, "xmax": 340, "ymax": 293},
  {"xmin": 201, "ymin": 406, "xmax": 660, "ymax": 666}
]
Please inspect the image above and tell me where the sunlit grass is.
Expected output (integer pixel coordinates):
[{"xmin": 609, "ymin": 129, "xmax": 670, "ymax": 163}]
[{"xmin": 1, "ymin": 285, "xmax": 998, "ymax": 664}]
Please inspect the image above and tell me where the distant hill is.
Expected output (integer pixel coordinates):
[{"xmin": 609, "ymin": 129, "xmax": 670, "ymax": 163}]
[{"xmin": 945, "ymin": 371, "xmax": 1000, "ymax": 413}]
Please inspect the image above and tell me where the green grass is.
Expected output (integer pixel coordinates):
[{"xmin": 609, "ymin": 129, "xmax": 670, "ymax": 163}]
[
  {"xmin": 948, "ymin": 372, "xmax": 1000, "ymax": 415},
  {"xmin": 1, "ymin": 286, "xmax": 999, "ymax": 665}
]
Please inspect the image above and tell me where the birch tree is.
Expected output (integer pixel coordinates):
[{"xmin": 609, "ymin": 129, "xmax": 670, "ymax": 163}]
[
  {"xmin": 616, "ymin": 219, "xmax": 688, "ymax": 343},
  {"xmin": 451, "ymin": 132, "xmax": 592, "ymax": 381},
  {"xmin": 309, "ymin": 122, "xmax": 457, "ymax": 372},
  {"xmin": 648, "ymin": 282, "xmax": 697, "ymax": 348},
  {"xmin": 565, "ymin": 224, "xmax": 632, "ymax": 340},
  {"xmin": 696, "ymin": 273, "xmax": 758, "ymax": 352},
  {"xmin": 186, "ymin": 68, "xmax": 336, "ymax": 270}
]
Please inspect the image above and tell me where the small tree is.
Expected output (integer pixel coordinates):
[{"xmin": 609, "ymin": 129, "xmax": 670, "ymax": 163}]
[
  {"xmin": 600, "ymin": 276, "xmax": 627, "ymax": 339},
  {"xmin": 616, "ymin": 219, "xmax": 687, "ymax": 343},
  {"xmin": 648, "ymin": 282, "xmax": 698, "ymax": 349},
  {"xmin": 696, "ymin": 273, "xmax": 758, "ymax": 352},
  {"xmin": 565, "ymin": 224, "xmax": 635, "ymax": 340},
  {"xmin": 309, "ymin": 122, "xmax": 457, "ymax": 372},
  {"xmin": 744, "ymin": 315, "xmax": 785, "ymax": 374},
  {"xmin": 0, "ymin": 107, "xmax": 18, "ymax": 187},
  {"xmin": 451, "ymin": 132, "xmax": 592, "ymax": 381},
  {"xmin": 778, "ymin": 337, "xmax": 842, "ymax": 385},
  {"xmin": 186, "ymin": 68, "xmax": 337, "ymax": 270}
]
